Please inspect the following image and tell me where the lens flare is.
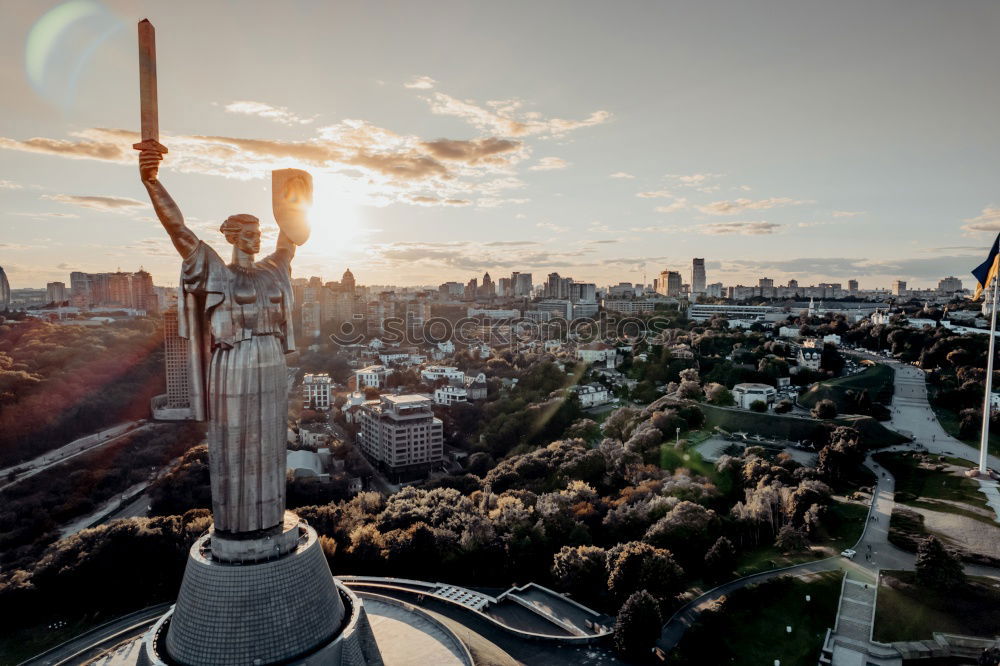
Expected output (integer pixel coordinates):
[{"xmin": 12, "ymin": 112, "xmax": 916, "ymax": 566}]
[{"xmin": 25, "ymin": 0, "xmax": 123, "ymax": 109}]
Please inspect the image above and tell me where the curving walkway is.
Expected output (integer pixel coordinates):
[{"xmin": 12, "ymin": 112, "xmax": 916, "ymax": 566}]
[{"xmin": 658, "ymin": 358, "xmax": 1000, "ymax": 660}]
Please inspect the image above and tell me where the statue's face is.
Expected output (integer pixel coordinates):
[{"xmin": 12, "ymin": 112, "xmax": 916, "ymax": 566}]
[{"xmin": 236, "ymin": 224, "xmax": 261, "ymax": 255}]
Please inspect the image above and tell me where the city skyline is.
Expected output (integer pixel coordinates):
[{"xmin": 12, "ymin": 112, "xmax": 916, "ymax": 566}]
[{"xmin": 2, "ymin": 1, "xmax": 1000, "ymax": 290}]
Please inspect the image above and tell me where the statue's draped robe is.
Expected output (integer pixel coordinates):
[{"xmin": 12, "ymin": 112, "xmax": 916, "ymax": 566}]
[{"xmin": 178, "ymin": 241, "xmax": 295, "ymax": 534}]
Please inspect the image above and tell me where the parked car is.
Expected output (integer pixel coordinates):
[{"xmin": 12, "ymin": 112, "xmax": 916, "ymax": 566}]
[{"xmin": 840, "ymin": 549, "xmax": 857, "ymax": 560}]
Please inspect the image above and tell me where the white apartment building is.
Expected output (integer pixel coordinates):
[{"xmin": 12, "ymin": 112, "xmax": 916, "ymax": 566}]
[
  {"xmin": 421, "ymin": 365, "xmax": 466, "ymax": 385},
  {"xmin": 302, "ymin": 373, "xmax": 333, "ymax": 410},
  {"xmin": 356, "ymin": 394, "xmax": 444, "ymax": 477},
  {"xmin": 570, "ymin": 383, "xmax": 611, "ymax": 408},
  {"xmin": 433, "ymin": 386, "xmax": 468, "ymax": 406},
  {"xmin": 732, "ymin": 383, "xmax": 777, "ymax": 409},
  {"xmin": 602, "ymin": 299, "xmax": 656, "ymax": 314},
  {"xmin": 356, "ymin": 365, "xmax": 393, "ymax": 388},
  {"xmin": 577, "ymin": 341, "xmax": 616, "ymax": 367}
]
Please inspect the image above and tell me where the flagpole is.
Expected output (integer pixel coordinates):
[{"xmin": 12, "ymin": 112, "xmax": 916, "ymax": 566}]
[{"xmin": 978, "ymin": 273, "xmax": 999, "ymax": 475}]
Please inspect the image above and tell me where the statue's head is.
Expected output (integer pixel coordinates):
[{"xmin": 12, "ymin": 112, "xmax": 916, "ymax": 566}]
[{"xmin": 220, "ymin": 214, "xmax": 261, "ymax": 255}]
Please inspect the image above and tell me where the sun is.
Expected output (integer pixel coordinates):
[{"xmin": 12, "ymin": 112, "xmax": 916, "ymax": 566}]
[{"xmin": 306, "ymin": 174, "xmax": 368, "ymax": 257}]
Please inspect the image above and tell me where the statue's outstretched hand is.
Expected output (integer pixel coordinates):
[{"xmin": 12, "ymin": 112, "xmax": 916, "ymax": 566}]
[{"xmin": 139, "ymin": 149, "xmax": 162, "ymax": 183}]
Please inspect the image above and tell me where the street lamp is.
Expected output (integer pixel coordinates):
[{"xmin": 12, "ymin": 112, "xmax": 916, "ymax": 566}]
[{"xmin": 675, "ymin": 427, "xmax": 680, "ymax": 447}]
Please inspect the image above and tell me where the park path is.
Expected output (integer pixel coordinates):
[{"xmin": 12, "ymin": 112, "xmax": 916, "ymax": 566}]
[{"xmin": 659, "ymin": 357, "xmax": 1000, "ymax": 661}]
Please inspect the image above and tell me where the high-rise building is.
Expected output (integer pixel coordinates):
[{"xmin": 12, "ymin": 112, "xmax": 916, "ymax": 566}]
[
  {"xmin": 691, "ymin": 258, "xmax": 706, "ymax": 294},
  {"xmin": 0, "ymin": 265, "xmax": 10, "ymax": 311},
  {"xmin": 464, "ymin": 278, "xmax": 478, "ymax": 300},
  {"xmin": 938, "ymin": 276, "xmax": 963, "ymax": 293},
  {"xmin": 893, "ymin": 280, "xmax": 907, "ymax": 296},
  {"xmin": 151, "ymin": 307, "xmax": 194, "ymax": 420},
  {"xmin": 667, "ymin": 272, "xmax": 680, "ymax": 296},
  {"xmin": 848, "ymin": 279, "xmax": 859, "ymax": 293},
  {"xmin": 758, "ymin": 277, "xmax": 774, "ymax": 288},
  {"xmin": 513, "ymin": 272, "xmax": 533, "ymax": 297},
  {"xmin": 46, "ymin": 281, "xmax": 66, "ymax": 304},
  {"xmin": 356, "ymin": 394, "xmax": 444, "ymax": 478},
  {"xmin": 497, "ymin": 277, "xmax": 511, "ymax": 297},
  {"xmin": 787, "ymin": 279, "xmax": 799, "ymax": 289},
  {"xmin": 570, "ymin": 282, "xmax": 596, "ymax": 303},
  {"xmin": 479, "ymin": 272, "xmax": 495, "ymax": 298},
  {"xmin": 341, "ymin": 268, "xmax": 356, "ymax": 294}
]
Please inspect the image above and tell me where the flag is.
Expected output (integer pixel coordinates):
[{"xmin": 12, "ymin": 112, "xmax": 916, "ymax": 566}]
[{"xmin": 971, "ymin": 232, "xmax": 1000, "ymax": 300}]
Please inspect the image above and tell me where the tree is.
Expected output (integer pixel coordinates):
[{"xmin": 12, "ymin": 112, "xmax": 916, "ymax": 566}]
[
  {"xmin": 704, "ymin": 536, "xmax": 737, "ymax": 583},
  {"xmin": 607, "ymin": 541, "xmax": 685, "ymax": 604},
  {"xmin": 915, "ymin": 536, "xmax": 966, "ymax": 591},
  {"xmin": 774, "ymin": 525, "xmax": 809, "ymax": 552},
  {"xmin": 749, "ymin": 400, "xmax": 767, "ymax": 413},
  {"xmin": 811, "ymin": 399, "xmax": 837, "ymax": 419},
  {"xmin": 705, "ymin": 383, "xmax": 734, "ymax": 406},
  {"xmin": 552, "ymin": 545, "xmax": 607, "ymax": 602},
  {"xmin": 774, "ymin": 399, "xmax": 793, "ymax": 414},
  {"xmin": 613, "ymin": 590, "xmax": 662, "ymax": 661}
]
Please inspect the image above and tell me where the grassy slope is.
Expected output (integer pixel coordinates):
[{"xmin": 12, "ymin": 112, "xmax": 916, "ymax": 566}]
[
  {"xmin": 930, "ymin": 403, "xmax": 1000, "ymax": 459},
  {"xmin": 873, "ymin": 570, "xmax": 1000, "ymax": 642},
  {"xmin": 799, "ymin": 364, "xmax": 895, "ymax": 410},
  {"xmin": 670, "ymin": 571, "xmax": 844, "ymax": 666},
  {"xmin": 872, "ymin": 452, "xmax": 993, "ymax": 524}
]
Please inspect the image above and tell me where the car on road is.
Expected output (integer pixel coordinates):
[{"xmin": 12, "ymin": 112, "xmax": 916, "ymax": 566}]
[{"xmin": 840, "ymin": 549, "xmax": 857, "ymax": 560}]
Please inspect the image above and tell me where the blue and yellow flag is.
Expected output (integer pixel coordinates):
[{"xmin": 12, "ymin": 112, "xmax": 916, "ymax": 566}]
[{"xmin": 972, "ymin": 233, "xmax": 1000, "ymax": 300}]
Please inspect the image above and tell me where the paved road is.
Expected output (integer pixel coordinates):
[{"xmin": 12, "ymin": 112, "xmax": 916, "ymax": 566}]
[{"xmin": 0, "ymin": 421, "xmax": 149, "ymax": 493}]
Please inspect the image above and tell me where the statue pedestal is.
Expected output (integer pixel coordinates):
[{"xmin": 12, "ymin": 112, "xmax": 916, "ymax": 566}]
[{"xmin": 139, "ymin": 514, "xmax": 383, "ymax": 666}]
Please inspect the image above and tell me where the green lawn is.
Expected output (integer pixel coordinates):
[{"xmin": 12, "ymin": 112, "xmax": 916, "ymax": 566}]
[
  {"xmin": 669, "ymin": 571, "xmax": 844, "ymax": 666},
  {"xmin": 660, "ymin": 443, "xmax": 716, "ymax": 476},
  {"xmin": 873, "ymin": 570, "xmax": 1000, "ymax": 642},
  {"xmin": 800, "ymin": 363, "xmax": 895, "ymax": 411},
  {"xmin": 931, "ymin": 404, "xmax": 1000, "ymax": 459},
  {"xmin": 872, "ymin": 452, "xmax": 993, "ymax": 524}
]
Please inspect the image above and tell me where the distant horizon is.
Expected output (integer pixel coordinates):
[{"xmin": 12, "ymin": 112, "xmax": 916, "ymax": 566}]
[{"xmin": 2, "ymin": 1, "xmax": 1000, "ymax": 290}]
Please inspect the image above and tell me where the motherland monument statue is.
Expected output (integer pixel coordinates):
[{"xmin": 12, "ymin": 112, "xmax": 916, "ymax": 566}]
[{"xmin": 133, "ymin": 19, "xmax": 382, "ymax": 666}]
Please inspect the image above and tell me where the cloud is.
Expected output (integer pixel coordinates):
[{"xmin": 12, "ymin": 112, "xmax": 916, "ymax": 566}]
[
  {"xmin": 537, "ymin": 221, "xmax": 568, "ymax": 233},
  {"xmin": 425, "ymin": 93, "xmax": 612, "ymax": 138},
  {"xmin": 832, "ymin": 210, "xmax": 864, "ymax": 218},
  {"xmin": 0, "ymin": 122, "xmax": 531, "ymax": 209},
  {"xmin": 718, "ymin": 255, "xmax": 978, "ymax": 282},
  {"xmin": 224, "ymin": 101, "xmax": 316, "ymax": 126},
  {"xmin": 962, "ymin": 206, "xmax": 1000, "ymax": 233},
  {"xmin": 698, "ymin": 221, "xmax": 783, "ymax": 235},
  {"xmin": 0, "ymin": 180, "xmax": 22, "ymax": 189},
  {"xmin": 406, "ymin": 194, "xmax": 472, "ymax": 207},
  {"xmin": 697, "ymin": 197, "xmax": 807, "ymax": 216},
  {"xmin": 636, "ymin": 190, "xmax": 672, "ymax": 199},
  {"xmin": 404, "ymin": 76, "xmax": 437, "ymax": 90},
  {"xmin": 10, "ymin": 211, "xmax": 80, "ymax": 218},
  {"xmin": 483, "ymin": 241, "xmax": 539, "ymax": 247},
  {"xmin": 654, "ymin": 198, "xmax": 687, "ymax": 214},
  {"xmin": 42, "ymin": 193, "xmax": 149, "ymax": 212},
  {"xmin": 665, "ymin": 172, "xmax": 724, "ymax": 192},
  {"xmin": 529, "ymin": 157, "xmax": 569, "ymax": 171},
  {"xmin": 420, "ymin": 137, "xmax": 522, "ymax": 164},
  {"xmin": 609, "ymin": 172, "xmax": 634, "ymax": 179}
]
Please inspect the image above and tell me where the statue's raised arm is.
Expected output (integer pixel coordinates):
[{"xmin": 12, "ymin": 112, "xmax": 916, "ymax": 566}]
[{"xmin": 139, "ymin": 149, "xmax": 199, "ymax": 258}]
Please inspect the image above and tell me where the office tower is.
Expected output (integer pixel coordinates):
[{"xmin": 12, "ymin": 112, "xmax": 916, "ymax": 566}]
[
  {"xmin": 341, "ymin": 268, "xmax": 356, "ymax": 294},
  {"xmin": 848, "ymin": 279, "xmax": 859, "ymax": 293},
  {"xmin": 691, "ymin": 258, "xmax": 706, "ymax": 293}
]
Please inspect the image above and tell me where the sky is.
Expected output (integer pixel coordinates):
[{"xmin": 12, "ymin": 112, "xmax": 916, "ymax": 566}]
[{"xmin": 1, "ymin": 0, "xmax": 999, "ymax": 291}]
